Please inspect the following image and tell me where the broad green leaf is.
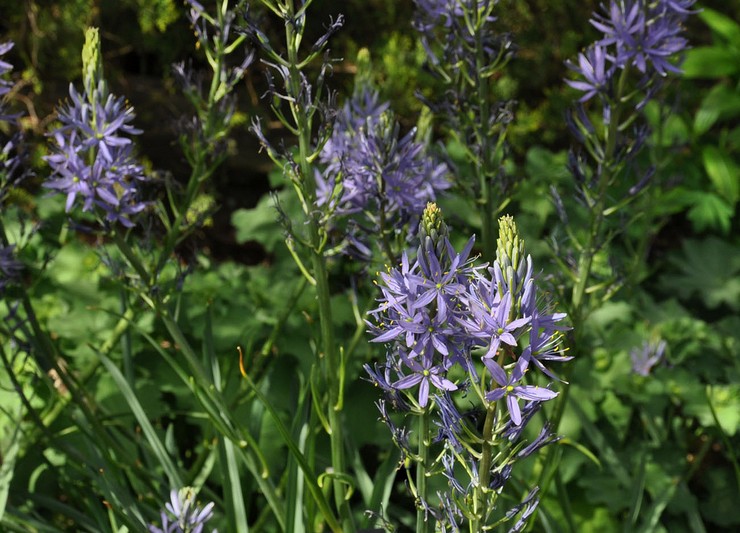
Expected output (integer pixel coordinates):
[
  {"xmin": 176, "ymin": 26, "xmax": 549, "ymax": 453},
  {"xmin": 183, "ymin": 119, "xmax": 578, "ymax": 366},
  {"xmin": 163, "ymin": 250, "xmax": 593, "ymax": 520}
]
[
  {"xmin": 694, "ymin": 83, "xmax": 740, "ymax": 135},
  {"xmin": 685, "ymin": 192, "xmax": 734, "ymax": 234},
  {"xmin": 682, "ymin": 47, "xmax": 740, "ymax": 79},
  {"xmin": 699, "ymin": 7, "xmax": 740, "ymax": 45},
  {"xmin": 660, "ymin": 237, "xmax": 740, "ymax": 310},
  {"xmin": 231, "ymin": 190, "xmax": 291, "ymax": 252},
  {"xmin": 702, "ymin": 145, "xmax": 740, "ymax": 205}
]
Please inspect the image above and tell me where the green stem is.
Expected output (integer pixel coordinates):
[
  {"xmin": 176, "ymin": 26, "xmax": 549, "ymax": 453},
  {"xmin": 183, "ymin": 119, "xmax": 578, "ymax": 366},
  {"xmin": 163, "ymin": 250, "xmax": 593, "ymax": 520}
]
[
  {"xmin": 416, "ymin": 408, "xmax": 432, "ymax": 533},
  {"xmin": 474, "ymin": 22, "xmax": 495, "ymax": 261},
  {"xmin": 283, "ymin": 1, "xmax": 352, "ymax": 529},
  {"xmin": 471, "ymin": 404, "xmax": 497, "ymax": 531},
  {"xmin": 533, "ymin": 67, "xmax": 633, "ymax": 528},
  {"xmin": 570, "ymin": 66, "xmax": 629, "ymax": 313}
]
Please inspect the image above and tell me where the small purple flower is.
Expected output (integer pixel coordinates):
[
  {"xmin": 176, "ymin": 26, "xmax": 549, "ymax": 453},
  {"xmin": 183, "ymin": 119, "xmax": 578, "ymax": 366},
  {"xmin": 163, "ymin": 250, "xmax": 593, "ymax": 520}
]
[
  {"xmin": 484, "ymin": 358, "xmax": 558, "ymax": 425},
  {"xmin": 149, "ymin": 487, "xmax": 217, "ymax": 533},
  {"xmin": 565, "ymin": 44, "xmax": 613, "ymax": 102},
  {"xmin": 460, "ymin": 290, "xmax": 530, "ymax": 359},
  {"xmin": 0, "ymin": 41, "xmax": 14, "ymax": 100},
  {"xmin": 516, "ymin": 422, "xmax": 560, "ymax": 459},
  {"xmin": 630, "ymin": 339, "xmax": 666, "ymax": 376},
  {"xmin": 394, "ymin": 352, "xmax": 458, "ymax": 408}
]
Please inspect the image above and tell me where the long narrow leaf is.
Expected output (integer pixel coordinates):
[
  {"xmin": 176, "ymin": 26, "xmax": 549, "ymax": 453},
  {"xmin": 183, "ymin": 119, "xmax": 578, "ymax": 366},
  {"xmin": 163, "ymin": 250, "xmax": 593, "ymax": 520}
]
[
  {"xmin": 98, "ymin": 354, "xmax": 183, "ymax": 489},
  {"xmin": 240, "ymin": 366, "xmax": 343, "ymax": 533}
]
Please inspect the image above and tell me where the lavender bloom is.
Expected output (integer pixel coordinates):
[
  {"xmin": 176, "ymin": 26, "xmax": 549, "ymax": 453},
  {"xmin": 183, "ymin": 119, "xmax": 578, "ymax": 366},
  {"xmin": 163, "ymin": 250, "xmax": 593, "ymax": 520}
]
[
  {"xmin": 45, "ymin": 84, "xmax": 148, "ymax": 227},
  {"xmin": 149, "ymin": 488, "xmax": 217, "ymax": 533},
  {"xmin": 393, "ymin": 352, "xmax": 457, "ymax": 408},
  {"xmin": 565, "ymin": 44, "xmax": 613, "ymax": 102},
  {"xmin": 567, "ymin": 0, "xmax": 695, "ymax": 101},
  {"xmin": 483, "ymin": 358, "xmax": 558, "ymax": 425},
  {"xmin": 44, "ymin": 29, "xmax": 147, "ymax": 227},
  {"xmin": 317, "ymin": 89, "xmax": 449, "ymax": 254},
  {"xmin": 630, "ymin": 339, "xmax": 667, "ymax": 376},
  {"xmin": 591, "ymin": 1, "xmax": 689, "ymax": 75},
  {"xmin": 460, "ymin": 290, "xmax": 530, "ymax": 359}
]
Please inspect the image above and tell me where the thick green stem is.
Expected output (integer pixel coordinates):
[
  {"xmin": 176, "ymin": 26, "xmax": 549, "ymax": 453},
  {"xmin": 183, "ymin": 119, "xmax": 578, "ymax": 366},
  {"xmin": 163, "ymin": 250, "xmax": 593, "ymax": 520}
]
[{"xmin": 472, "ymin": 405, "xmax": 497, "ymax": 531}]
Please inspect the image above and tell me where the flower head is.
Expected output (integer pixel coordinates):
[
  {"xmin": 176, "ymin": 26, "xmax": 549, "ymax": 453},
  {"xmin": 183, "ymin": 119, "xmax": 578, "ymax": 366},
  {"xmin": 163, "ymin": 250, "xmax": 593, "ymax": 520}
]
[
  {"xmin": 149, "ymin": 487, "xmax": 217, "ymax": 533},
  {"xmin": 44, "ymin": 30, "xmax": 147, "ymax": 227},
  {"xmin": 630, "ymin": 339, "xmax": 666, "ymax": 376}
]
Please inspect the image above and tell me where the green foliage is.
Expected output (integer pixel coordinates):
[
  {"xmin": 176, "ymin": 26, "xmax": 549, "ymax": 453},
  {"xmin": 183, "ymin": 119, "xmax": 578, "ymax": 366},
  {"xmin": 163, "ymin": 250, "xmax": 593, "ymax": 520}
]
[{"xmin": 2, "ymin": 0, "xmax": 740, "ymax": 531}]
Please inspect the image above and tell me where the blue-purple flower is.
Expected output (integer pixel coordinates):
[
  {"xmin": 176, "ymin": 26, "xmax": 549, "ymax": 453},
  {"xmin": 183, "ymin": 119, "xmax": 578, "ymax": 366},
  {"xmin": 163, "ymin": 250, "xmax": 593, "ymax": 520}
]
[
  {"xmin": 394, "ymin": 352, "xmax": 458, "ymax": 408},
  {"xmin": 630, "ymin": 339, "xmax": 667, "ymax": 376},
  {"xmin": 149, "ymin": 488, "xmax": 217, "ymax": 533},
  {"xmin": 567, "ymin": 0, "xmax": 696, "ymax": 102},
  {"xmin": 316, "ymin": 89, "xmax": 449, "ymax": 256},
  {"xmin": 44, "ymin": 29, "xmax": 147, "ymax": 227},
  {"xmin": 483, "ymin": 358, "xmax": 558, "ymax": 425},
  {"xmin": 565, "ymin": 44, "xmax": 613, "ymax": 102}
]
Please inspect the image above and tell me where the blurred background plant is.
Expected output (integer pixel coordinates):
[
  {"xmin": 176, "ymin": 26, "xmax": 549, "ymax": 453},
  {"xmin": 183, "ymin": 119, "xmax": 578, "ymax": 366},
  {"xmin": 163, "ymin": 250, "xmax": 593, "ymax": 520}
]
[{"xmin": 0, "ymin": 0, "xmax": 738, "ymax": 531}]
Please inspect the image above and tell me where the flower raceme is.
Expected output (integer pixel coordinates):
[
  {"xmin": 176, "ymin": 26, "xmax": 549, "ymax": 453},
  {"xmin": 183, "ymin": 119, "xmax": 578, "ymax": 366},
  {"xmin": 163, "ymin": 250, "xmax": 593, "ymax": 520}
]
[
  {"xmin": 44, "ymin": 28, "xmax": 147, "ymax": 228},
  {"xmin": 316, "ymin": 88, "xmax": 449, "ymax": 258},
  {"xmin": 366, "ymin": 205, "xmax": 570, "ymax": 528},
  {"xmin": 566, "ymin": 0, "xmax": 697, "ymax": 103},
  {"xmin": 368, "ymin": 208, "xmax": 568, "ymax": 414},
  {"xmin": 149, "ymin": 487, "xmax": 217, "ymax": 533}
]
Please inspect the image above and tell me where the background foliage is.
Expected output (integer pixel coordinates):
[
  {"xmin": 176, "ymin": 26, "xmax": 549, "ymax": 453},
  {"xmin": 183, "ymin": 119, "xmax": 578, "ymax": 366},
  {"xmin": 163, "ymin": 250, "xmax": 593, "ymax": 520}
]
[{"xmin": 1, "ymin": 1, "xmax": 739, "ymax": 532}]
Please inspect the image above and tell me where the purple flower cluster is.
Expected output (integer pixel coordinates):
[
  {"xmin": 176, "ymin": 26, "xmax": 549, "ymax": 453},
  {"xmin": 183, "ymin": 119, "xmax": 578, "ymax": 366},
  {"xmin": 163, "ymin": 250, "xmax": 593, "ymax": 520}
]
[
  {"xmin": 366, "ymin": 205, "xmax": 569, "ymax": 528},
  {"xmin": 316, "ymin": 89, "xmax": 449, "ymax": 256},
  {"xmin": 630, "ymin": 338, "xmax": 666, "ymax": 376},
  {"xmin": 149, "ymin": 488, "xmax": 217, "ymax": 533},
  {"xmin": 0, "ymin": 41, "xmax": 16, "ymax": 118},
  {"xmin": 1, "ymin": 41, "xmax": 29, "ymax": 206},
  {"xmin": 566, "ymin": 0, "xmax": 696, "ymax": 103},
  {"xmin": 44, "ymin": 84, "xmax": 147, "ymax": 227},
  {"xmin": 368, "ymin": 215, "xmax": 566, "ymax": 414},
  {"xmin": 414, "ymin": 0, "xmax": 509, "ymax": 75},
  {"xmin": 44, "ymin": 30, "xmax": 147, "ymax": 228}
]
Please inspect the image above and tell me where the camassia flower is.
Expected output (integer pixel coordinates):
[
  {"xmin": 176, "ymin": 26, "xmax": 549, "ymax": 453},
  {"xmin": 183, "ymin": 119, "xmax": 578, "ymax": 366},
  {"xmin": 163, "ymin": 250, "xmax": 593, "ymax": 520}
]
[
  {"xmin": 44, "ymin": 28, "xmax": 147, "ymax": 227},
  {"xmin": 149, "ymin": 487, "xmax": 217, "ymax": 533},
  {"xmin": 366, "ymin": 206, "xmax": 570, "ymax": 529},
  {"xmin": 316, "ymin": 88, "xmax": 449, "ymax": 258},
  {"xmin": 566, "ymin": 0, "xmax": 697, "ymax": 102}
]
